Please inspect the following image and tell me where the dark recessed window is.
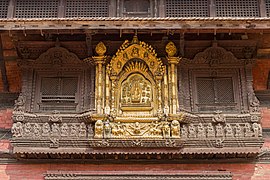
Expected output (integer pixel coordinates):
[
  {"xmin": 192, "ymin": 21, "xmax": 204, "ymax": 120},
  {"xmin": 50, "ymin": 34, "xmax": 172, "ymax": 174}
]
[
  {"xmin": 39, "ymin": 77, "xmax": 78, "ymax": 112},
  {"xmin": 196, "ymin": 77, "xmax": 235, "ymax": 111},
  {"xmin": 123, "ymin": 0, "xmax": 151, "ymax": 17}
]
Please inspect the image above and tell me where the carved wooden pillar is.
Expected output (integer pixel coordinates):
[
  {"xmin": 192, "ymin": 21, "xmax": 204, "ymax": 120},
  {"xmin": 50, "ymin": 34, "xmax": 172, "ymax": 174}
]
[
  {"xmin": 92, "ymin": 42, "xmax": 107, "ymax": 114},
  {"xmin": 166, "ymin": 42, "xmax": 180, "ymax": 114}
]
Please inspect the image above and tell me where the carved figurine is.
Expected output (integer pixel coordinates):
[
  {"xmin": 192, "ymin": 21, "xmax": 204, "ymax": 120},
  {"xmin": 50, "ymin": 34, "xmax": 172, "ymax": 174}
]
[
  {"xmin": 197, "ymin": 123, "xmax": 206, "ymax": 138},
  {"xmin": 212, "ymin": 110, "xmax": 226, "ymax": 123},
  {"xmin": 250, "ymin": 93, "xmax": 260, "ymax": 113},
  {"xmin": 235, "ymin": 124, "xmax": 244, "ymax": 138},
  {"xmin": 162, "ymin": 121, "xmax": 170, "ymax": 138},
  {"xmin": 60, "ymin": 123, "xmax": 69, "ymax": 137},
  {"xmin": 79, "ymin": 122, "xmax": 87, "ymax": 137},
  {"xmin": 244, "ymin": 123, "xmax": 254, "ymax": 137},
  {"xmin": 111, "ymin": 122, "xmax": 125, "ymax": 137},
  {"xmin": 181, "ymin": 125, "xmax": 188, "ymax": 138},
  {"xmin": 188, "ymin": 124, "xmax": 197, "ymax": 138},
  {"xmin": 103, "ymin": 121, "xmax": 111, "ymax": 138},
  {"xmin": 253, "ymin": 123, "xmax": 262, "ymax": 138},
  {"xmin": 87, "ymin": 124, "xmax": 94, "ymax": 138},
  {"xmin": 94, "ymin": 120, "xmax": 104, "ymax": 138},
  {"xmin": 51, "ymin": 123, "xmax": 60, "ymax": 137},
  {"xmin": 171, "ymin": 120, "xmax": 180, "ymax": 138},
  {"xmin": 206, "ymin": 123, "xmax": 215, "ymax": 138},
  {"xmin": 216, "ymin": 123, "xmax": 224, "ymax": 138},
  {"xmin": 24, "ymin": 122, "xmax": 32, "ymax": 137},
  {"xmin": 33, "ymin": 123, "xmax": 41, "ymax": 137},
  {"xmin": 127, "ymin": 122, "xmax": 148, "ymax": 136},
  {"xmin": 14, "ymin": 93, "xmax": 25, "ymax": 112},
  {"xmin": 225, "ymin": 124, "xmax": 234, "ymax": 138},
  {"xmin": 149, "ymin": 121, "xmax": 162, "ymax": 137},
  {"xmin": 42, "ymin": 123, "xmax": 51, "ymax": 137},
  {"xmin": 48, "ymin": 110, "xmax": 62, "ymax": 123},
  {"xmin": 70, "ymin": 124, "xmax": 79, "ymax": 137},
  {"xmin": 11, "ymin": 122, "xmax": 23, "ymax": 137}
]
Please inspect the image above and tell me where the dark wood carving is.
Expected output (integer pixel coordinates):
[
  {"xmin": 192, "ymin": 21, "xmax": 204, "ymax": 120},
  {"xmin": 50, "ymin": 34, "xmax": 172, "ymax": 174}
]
[{"xmin": 11, "ymin": 39, "xmax": 263, "ymax": 160}]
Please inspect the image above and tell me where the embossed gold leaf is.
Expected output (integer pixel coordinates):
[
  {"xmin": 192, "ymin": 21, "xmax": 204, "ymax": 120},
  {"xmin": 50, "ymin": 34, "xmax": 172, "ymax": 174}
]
[
  {"xmin": 165, "ymin": 41, "xmax": 177, "ymax": 57},
  {"xmin": 95, "ymin": 41, "xmax": 107, "ymax": 56}
]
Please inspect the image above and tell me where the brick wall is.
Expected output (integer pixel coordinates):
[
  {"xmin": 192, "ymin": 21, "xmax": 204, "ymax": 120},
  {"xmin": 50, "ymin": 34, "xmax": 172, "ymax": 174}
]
[
  {"xmin": 253, "ymin": 59, "xmax": 270, "ymax": 91},
  {"xmin": 0, "ymin": 162, "xmax": 268, "ymax": 180},
  {"xmin": 0, "ymin": 34, "xmax": 20, "ymax": 93},
  {"xmin": 0, "ymin": 109, "xmax": 12, "ymax": 129}
]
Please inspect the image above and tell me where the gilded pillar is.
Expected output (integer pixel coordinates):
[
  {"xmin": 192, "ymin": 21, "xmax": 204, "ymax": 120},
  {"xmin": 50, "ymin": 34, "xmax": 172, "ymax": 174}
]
[
  {"xmin": 166, "ymin": 41, "xmax": 180, "ymax": 114},
  {"xmin": 92, "ymin": 42, "xmax": 107, "ymax": 114},
  {"xmin": 163, "ymin": 66, "xmax": 169, "ymax": 115},
  {"xmin": 104, "ymin": 64, "xmax": 111, "ymax": 115}
]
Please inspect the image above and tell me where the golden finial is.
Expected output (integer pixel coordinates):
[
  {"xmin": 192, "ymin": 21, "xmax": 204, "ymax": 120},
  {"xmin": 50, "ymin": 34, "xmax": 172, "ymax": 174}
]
[
  {"xmin": 131, "ymin": 35, "xmax": 139, "ymax": 44},
  {"xmin": 165, "ymin": 41, "xmax": 177, "ymax": 57},
  {"xmin": 95, "ymin": 41, "xmax": 107, "ymax": 56}
]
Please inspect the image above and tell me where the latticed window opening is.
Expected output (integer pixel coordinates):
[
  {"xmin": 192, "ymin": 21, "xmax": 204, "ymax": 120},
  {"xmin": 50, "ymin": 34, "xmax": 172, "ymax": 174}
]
[
  {"xmin": 215, "ymin": 0, "xmax": 259, "ymax": 17},
  {"xmin": 15, "ymin": 0, "xmax": 59, "ymax": 18},
  {"xmin": 39, "ymin": 77, "xmax": 78, "ymax": 112},
  {"xmin": 65, "ymin": 0, "xmax": 108, "ymax": 18},
  {"xmin": 123, "ymin": 0, "xmax": 151, "ymax": 17},
  {"xmin": 165, "ymin": 0, "xmax": 209, "ymax": 17},
  {"xmin": 196, "ymin": 77, "xmax": 234, "ymax": 105},
  {"xmin": 0, "ymin": 0, "xmax": 9, "ymax": 18},
  {"xmin": 266, "ymin": 0, "xmax": 270, "ymax": 17}
]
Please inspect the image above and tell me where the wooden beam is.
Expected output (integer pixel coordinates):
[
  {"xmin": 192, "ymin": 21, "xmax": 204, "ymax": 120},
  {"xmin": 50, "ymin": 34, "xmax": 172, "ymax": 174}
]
[{"xmin": 0, "ymin": 34, "xmax": 9, "ymax": 92}]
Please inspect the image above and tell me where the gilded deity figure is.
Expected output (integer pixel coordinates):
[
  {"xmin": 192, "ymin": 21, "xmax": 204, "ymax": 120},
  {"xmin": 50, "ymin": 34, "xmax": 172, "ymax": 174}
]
[
  {"xmin": 171, "ymin": 120, "xmax": 180, "ymax": 138},
  {"xmin": 94, "ymin": 120, "xmax": 104, "ymax": 138},
  {"xmin": 131, "ymin": 81, "xmax": 142, "ymax": 103}
]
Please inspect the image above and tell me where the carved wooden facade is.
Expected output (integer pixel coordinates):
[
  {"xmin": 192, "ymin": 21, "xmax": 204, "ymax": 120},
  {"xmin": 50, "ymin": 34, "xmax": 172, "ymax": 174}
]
[{"xmin": 11, "ymin": 34, "xmax": 263, "ymax": 160}]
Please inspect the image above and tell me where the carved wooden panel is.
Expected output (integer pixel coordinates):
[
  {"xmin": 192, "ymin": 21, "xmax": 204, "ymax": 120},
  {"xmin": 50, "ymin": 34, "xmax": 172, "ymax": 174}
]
[
  {"xmin": 215, "ymin": 0, "xmax": 259, "ymax": 17},
  {"xmin": 65, "ymin": 0, "xmax": 108, "ymax": 17},
  {"xmin": 15, "ymin": 0, "xmax": 59, "ymax": 18},
  {"xmin": 165, "ymin": 0, "xmax": 209, "ymax": 17},
  {"xmin": 0, "ymin": 0, "xmax": 9, "ymax": 18}
]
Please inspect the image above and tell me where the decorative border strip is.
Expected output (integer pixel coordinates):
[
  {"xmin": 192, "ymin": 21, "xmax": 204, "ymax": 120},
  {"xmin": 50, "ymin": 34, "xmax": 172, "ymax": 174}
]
[{"xmin": 44, "ymin": 171, "xmax": 232, "ymax": 180}]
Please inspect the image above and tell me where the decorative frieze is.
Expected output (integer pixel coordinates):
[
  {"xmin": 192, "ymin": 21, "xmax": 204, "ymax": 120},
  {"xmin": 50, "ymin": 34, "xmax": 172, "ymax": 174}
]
[
  {"xmin": 12, "ymin": 122, "xmax": 90, "ymax": 139},
  {"xmin": 181, "ymin": 123, "xmax": 262, "ymax": 140}
]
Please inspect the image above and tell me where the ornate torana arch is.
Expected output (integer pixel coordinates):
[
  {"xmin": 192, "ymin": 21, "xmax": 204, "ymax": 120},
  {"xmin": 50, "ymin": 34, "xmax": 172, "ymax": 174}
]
[
  {"xmin": 106, "ymin": 36, "xmax": 166, "ymax": 118},
  {"xmin": 108, "ymin": 36, "xmax": 165, "ymax": 77},
  {"xmin": 92, "ymin": 37, "xmax": 182, "ymax": 139}
]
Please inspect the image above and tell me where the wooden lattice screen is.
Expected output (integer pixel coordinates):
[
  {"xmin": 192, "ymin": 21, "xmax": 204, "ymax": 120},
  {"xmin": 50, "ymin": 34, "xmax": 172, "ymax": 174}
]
[
  {"xmin": 15, "ymin": 0, "xmax": 59, "ymax": 18},
  {"xmin": 0, "ymin": 0, "xmax": 9, "ymax": 18},
  {"xmin": 165, "ymin": 0, "xmax": 209, "ymax": 17},
  {"xmin": 65, "ymin": 0, "xmax": 108, "ymax": 17},
  {"xmin": 266, "ymin": 0, "xmax": 270, "ymax": 17},
  {"xmin": 40, "ymin": 77, "xmax": 78, "ymax": 112},
  {"xmin": 215, "ymin": 0, "xmax": 259, "ymax": 17},
  {"xmin": 196, "ymin": 77, "xmax": 234, "ymax": 105}
]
